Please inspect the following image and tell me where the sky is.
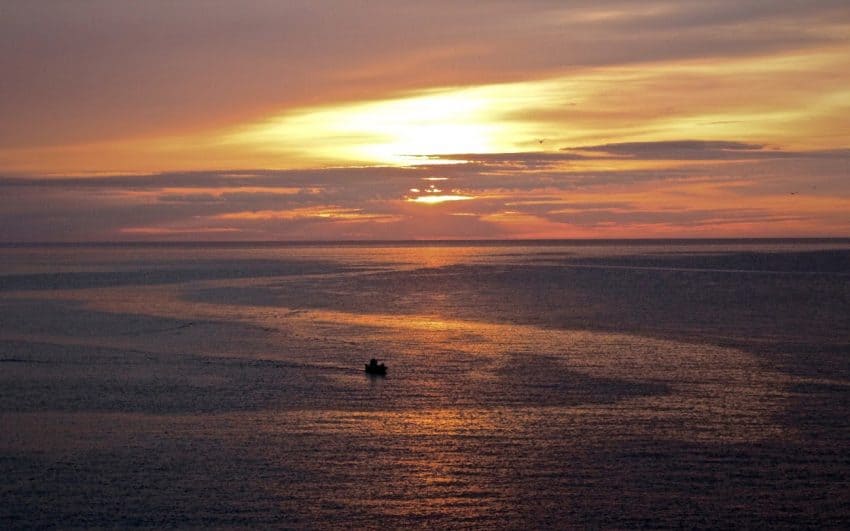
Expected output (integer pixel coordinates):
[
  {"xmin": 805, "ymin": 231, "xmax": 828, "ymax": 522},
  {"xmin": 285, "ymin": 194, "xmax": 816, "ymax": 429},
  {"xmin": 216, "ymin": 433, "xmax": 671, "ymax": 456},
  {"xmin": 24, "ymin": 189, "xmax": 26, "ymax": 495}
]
[{"xmin": 1, "ymin": 0, "xmax": 849, "ymax": 241}]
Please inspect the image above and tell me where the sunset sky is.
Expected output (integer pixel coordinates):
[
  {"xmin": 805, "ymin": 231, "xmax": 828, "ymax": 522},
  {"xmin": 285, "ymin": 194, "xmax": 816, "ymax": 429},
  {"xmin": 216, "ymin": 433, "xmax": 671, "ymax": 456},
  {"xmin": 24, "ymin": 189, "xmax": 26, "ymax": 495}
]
[{"xmin": 1, "ymin": 1, "xmax": 849, "ymax": 241}]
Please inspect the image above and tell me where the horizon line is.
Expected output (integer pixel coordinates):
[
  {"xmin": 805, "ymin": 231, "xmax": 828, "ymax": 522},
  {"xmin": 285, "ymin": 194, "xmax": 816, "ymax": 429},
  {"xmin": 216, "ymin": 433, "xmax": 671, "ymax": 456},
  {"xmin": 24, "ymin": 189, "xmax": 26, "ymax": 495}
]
[{"xmin": 3, "ymin": 237, "xmax": 850, "ymax": 247}]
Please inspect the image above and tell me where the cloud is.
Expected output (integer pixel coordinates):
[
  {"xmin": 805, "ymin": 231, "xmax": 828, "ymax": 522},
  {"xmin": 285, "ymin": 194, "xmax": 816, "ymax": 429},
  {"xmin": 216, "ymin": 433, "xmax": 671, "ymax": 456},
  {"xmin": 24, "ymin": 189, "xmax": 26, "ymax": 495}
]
[
  {"xmin": 1, "ymin": 137, "xmax": 848, "ymax": 241},
  {"xmin": 564, "ymin": 140, "xmax": 850, "ymax": 161},
  {"xmin": 418, "ymin": 152, "xmax": 588, "ymax": 168},
  {"xmin": 3, "ymin": 1, "xmax": 849, "ymax": 151},
  {"xmin": 156, "ymin": 193, "xmax": 224, "ymax": 203},
  {"xmin": 540, "ymin": 207, "xmax": 809, "ymax": 229}
]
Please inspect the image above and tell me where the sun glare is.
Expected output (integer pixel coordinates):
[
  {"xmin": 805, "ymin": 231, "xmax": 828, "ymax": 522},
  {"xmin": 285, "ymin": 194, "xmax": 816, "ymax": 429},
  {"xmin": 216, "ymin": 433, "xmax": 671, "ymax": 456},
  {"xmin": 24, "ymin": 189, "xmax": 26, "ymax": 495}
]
[
  {"xmin": 226, "ymin": 83, "xmax": 561, "ymax": 166},
  {"xmin": 408, "ymin": 194, "xmax": 472, "ymax": 204},
  {"xmin": 208, "ymin": 47, "xmax": 850, "ymax": 172}
]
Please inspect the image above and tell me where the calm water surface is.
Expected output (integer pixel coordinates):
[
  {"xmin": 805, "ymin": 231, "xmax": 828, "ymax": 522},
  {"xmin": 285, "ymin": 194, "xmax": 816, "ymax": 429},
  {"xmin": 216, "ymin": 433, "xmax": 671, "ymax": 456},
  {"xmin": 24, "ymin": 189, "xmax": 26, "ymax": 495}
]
[{"xmin": 1, "ymin": 240, "xmax": 849, "ymax": 528}]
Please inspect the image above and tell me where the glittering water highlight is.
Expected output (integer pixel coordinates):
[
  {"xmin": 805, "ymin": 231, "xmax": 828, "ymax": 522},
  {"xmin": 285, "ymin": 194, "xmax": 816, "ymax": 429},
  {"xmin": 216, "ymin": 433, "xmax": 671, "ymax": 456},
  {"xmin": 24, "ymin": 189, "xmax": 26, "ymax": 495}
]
[{"xmin": 1, "ymin": 240, "xmax": 848, "ymax": 528}]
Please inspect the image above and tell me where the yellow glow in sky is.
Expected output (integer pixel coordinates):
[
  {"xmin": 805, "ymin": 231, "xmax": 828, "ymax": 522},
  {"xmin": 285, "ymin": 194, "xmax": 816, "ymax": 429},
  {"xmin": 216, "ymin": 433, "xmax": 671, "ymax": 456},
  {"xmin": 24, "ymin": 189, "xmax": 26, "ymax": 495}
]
[
  {"xmin": 226, "ymin": 83, "xmax": 562, "ymax": 165},
  {"xmin": 2, "ymin": 45, "xmax": 848, "ymax": 175},
  {"xmin": 218, "ymin": 46, "xmax": 850, "ymax": 169},
  {"xmin": 407, "ymin": 194, "xmax": 473, "ymax": 204}
]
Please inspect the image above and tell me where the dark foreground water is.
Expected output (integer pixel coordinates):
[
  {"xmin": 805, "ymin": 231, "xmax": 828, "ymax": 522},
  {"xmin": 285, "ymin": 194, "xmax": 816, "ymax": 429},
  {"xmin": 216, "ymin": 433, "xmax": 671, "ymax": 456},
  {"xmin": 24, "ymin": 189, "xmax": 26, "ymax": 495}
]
[{"xmin": 1, "ymin": 240, "xmax": 849, "ymax": 528}]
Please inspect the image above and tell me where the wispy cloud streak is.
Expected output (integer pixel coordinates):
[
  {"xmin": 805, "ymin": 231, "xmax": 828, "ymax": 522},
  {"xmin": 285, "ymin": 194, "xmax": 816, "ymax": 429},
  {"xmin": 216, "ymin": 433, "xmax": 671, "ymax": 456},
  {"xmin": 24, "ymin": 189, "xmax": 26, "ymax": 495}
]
[{"xmin": 2, "ymin": 140, "xmax": 848, "ymax": 240}]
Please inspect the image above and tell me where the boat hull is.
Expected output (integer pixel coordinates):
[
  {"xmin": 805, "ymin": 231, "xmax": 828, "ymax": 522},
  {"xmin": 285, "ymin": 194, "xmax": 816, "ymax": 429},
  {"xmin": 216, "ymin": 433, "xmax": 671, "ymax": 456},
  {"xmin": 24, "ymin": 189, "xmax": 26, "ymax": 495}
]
[{"xmin": 364, "ymin": 364, "xmax": 387, "ymax": 375}]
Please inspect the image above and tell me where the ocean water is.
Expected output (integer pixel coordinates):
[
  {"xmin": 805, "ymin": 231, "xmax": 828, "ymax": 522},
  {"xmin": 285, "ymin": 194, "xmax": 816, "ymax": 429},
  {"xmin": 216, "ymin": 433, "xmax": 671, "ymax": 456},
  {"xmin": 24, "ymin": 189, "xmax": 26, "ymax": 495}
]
[{"xmin": 1, "ymin": 240, "xmax": 849, "ymax": 528}]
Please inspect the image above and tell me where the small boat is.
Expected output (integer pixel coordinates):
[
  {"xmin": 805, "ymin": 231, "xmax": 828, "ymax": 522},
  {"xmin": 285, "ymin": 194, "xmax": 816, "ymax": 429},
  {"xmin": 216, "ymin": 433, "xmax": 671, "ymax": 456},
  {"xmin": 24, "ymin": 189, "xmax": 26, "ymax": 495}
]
[{"xmin": 365, "ymin": 358, "xmax": 387, "ymax": 375}]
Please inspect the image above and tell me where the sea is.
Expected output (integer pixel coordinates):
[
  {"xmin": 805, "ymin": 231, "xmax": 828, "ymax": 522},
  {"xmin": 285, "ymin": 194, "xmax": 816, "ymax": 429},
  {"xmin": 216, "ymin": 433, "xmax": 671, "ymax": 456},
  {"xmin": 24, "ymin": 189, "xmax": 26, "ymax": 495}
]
[{"xmin": 1, "ymin": 239, "xmax": 849, "ymax": 528}]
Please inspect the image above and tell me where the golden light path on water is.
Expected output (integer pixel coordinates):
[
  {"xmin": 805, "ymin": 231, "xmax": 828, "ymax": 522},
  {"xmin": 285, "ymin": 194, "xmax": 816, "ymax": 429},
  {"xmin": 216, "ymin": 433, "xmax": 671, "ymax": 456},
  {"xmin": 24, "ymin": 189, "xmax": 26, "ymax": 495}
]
[{"xmin": 12, "ymin": 278, "xmax": 796, "ymax": 446}]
